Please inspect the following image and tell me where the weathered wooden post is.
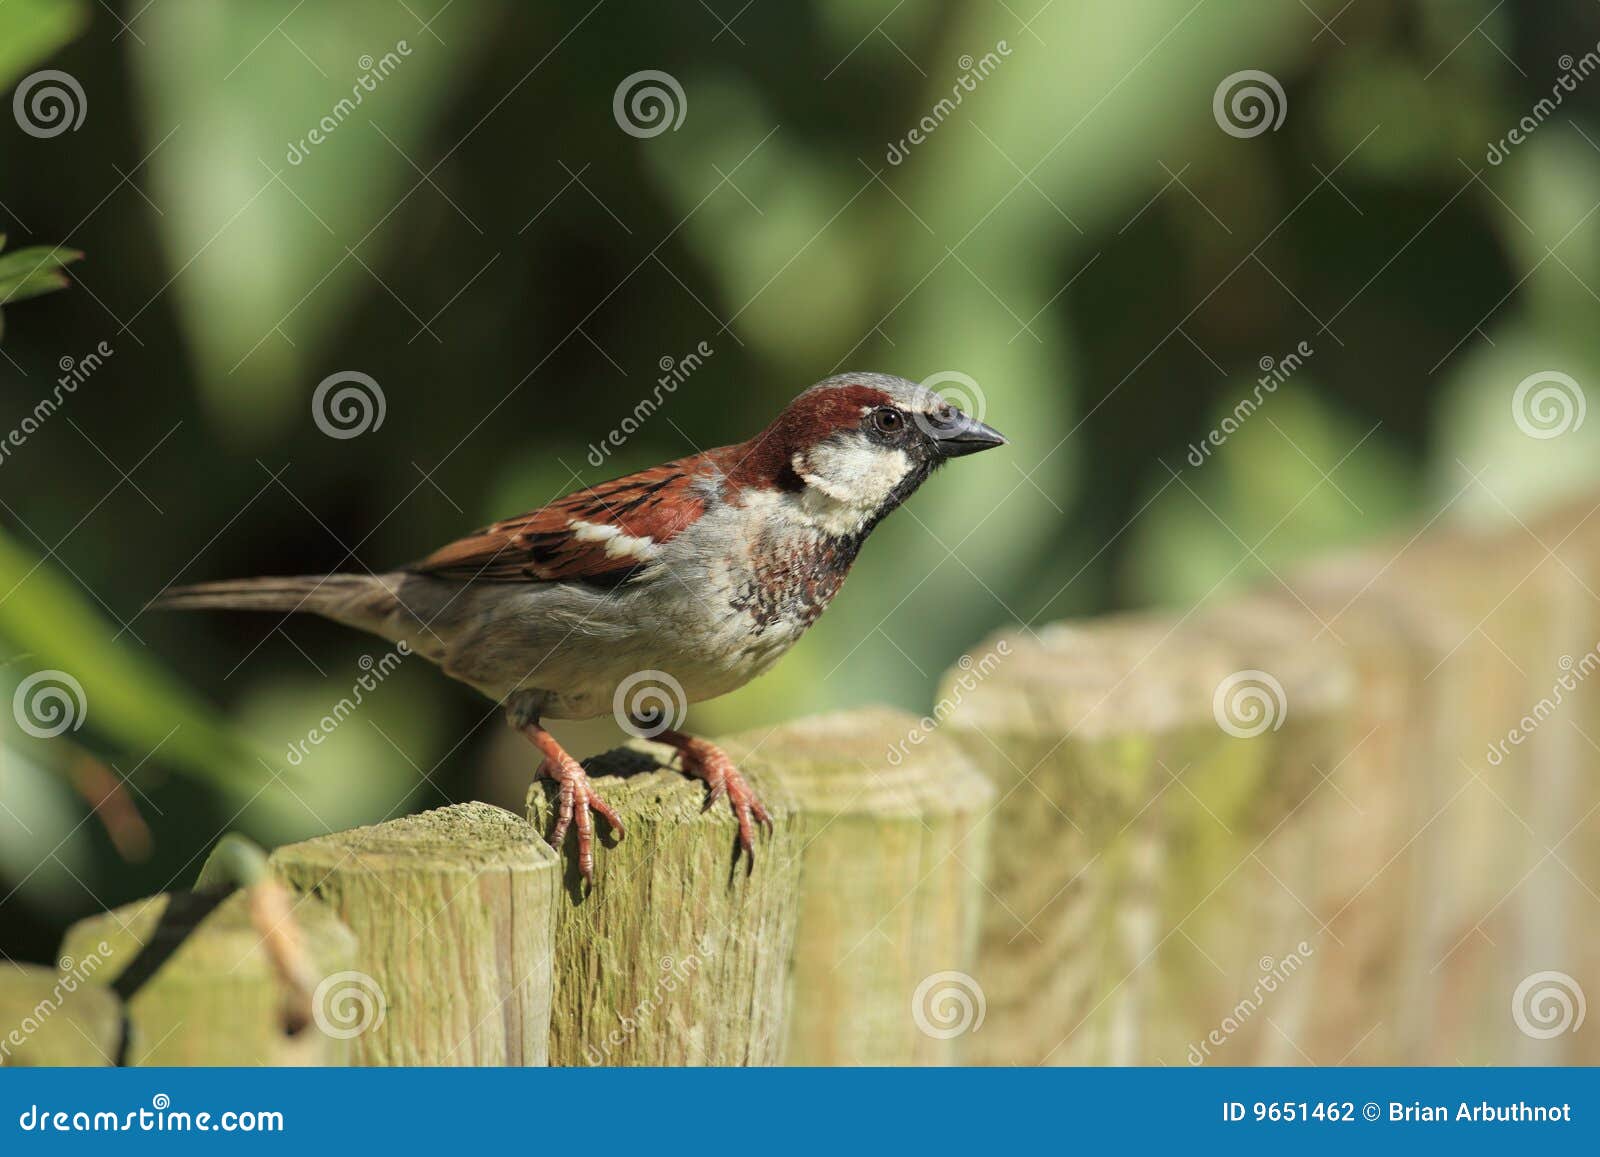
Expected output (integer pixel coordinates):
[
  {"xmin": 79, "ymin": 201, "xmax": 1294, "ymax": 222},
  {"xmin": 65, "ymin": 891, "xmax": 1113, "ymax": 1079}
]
[
  {"xmin": 1286, "ymin": 496, "xmax": 1600, "ymax": 1065},
  {"xmin": 270, "ymin": 801, "xmax": 561, "ymax": 1065},
  {"xmin": 529, "ymin": 750, "xmax": 802, "ymax": 1065},
  {"xmin": 0, "ymin": 964, "xmax": 121, "ymax": 1065},
  {"xmin": 57, "ymin": 887, "xmax": 355, "ymax": 1065},
  {"xmin": 940, "ymin": 611, "xmax": 1347, "ymax": 1065},
  {"xmin": 715, "ymin": 707, "xmax": 995, "ymax": 1064}
]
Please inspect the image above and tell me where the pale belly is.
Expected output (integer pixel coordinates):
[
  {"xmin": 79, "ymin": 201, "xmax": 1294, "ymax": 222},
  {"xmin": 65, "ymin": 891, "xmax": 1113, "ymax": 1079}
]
[{"xmin": 393, "ymin": 566, "xmax": 815, "ymax": 723}]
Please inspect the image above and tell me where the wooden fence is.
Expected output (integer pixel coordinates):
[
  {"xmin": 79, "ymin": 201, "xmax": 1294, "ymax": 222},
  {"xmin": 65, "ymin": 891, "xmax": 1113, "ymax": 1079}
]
[{"xmin": 3, "ymin": 498, "xmax": 1598, "ymax": 1066}]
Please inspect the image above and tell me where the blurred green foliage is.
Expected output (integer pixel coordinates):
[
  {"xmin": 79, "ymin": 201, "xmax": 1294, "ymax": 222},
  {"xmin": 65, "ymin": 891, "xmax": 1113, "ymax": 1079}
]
[{"xmin": 3, "ymin": 0, "xmax": 1599, "ymax": 962}]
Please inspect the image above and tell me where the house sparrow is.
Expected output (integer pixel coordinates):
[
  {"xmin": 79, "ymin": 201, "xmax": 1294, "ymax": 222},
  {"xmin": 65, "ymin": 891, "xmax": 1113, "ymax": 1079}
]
[{"xmin": 158, "ymin": 373, "xmax": 1006, "ymax": 878}]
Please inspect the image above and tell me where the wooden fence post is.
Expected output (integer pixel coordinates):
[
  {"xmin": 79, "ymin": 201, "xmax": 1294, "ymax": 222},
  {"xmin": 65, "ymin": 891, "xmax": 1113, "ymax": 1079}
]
[
  {"xmin": 0, "ymin": 964, "xmax": 121, "ymax": 1066},
  {"xmin": 714, "ymin": 707, "xmax": 995, "ymax": 1064},
  {"xmin": 270, "ymin": 801, "xmax": 561, "ymax": 1066},
  {"xmin": 940, "ymin": 611, "xmax": 1348, "ymax": 1065},
  {"xmin": 529, "ymin": 749, "xmax": 802, "ymax": 1065},
  {"xmin": 1286, "ymin": 496, "xmax": 1600, "ymax": 1064},
  {"xmin": 57, "ymin": 888, "xmax": 355, "ymax": 1065}
]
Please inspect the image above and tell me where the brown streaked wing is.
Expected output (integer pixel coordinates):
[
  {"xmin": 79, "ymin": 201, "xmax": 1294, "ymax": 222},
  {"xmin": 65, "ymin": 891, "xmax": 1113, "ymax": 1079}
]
[{"xmin": 407, "ymin": 456, "xmax": 719, "ymax": 585}]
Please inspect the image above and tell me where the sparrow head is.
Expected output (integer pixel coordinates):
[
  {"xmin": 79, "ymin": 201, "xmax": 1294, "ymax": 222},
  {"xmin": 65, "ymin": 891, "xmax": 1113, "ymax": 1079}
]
[{"xmin": 735, "ymin": 372, "xmax": 1006, "ymax": 537}]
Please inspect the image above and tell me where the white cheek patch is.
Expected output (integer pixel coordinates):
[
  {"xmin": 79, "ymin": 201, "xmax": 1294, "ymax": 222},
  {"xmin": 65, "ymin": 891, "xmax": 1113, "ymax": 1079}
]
[
  {"xmin": 793, "ymin": 441, "xmax": 912, "ymax": 534},
  {"xmin": 567, "ymin": 519, "xmax": 660, "ymax": 562}
]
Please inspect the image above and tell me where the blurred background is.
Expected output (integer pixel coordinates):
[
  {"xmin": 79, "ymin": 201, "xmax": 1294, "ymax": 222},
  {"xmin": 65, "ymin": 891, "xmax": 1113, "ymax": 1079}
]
[{"xmin": 2, "ymin": 0, "xmax": 1598, "ymax": 968}]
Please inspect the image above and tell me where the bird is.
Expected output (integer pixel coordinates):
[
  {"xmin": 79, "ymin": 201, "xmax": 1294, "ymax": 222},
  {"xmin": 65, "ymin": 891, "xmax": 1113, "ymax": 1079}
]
[{"xmin": 156, "ymin": 373, "xmax": 1006, "ymax": 879}]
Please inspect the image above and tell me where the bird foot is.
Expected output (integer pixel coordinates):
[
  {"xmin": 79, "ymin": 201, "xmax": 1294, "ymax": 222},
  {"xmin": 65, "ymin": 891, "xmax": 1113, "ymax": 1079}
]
[
  {"xmin": 522, "ymin": 725, "xmax": 624, "ymax": 881},
  {"xmin": 655, "ymin": 731, "xmax": 772, "ymax": 863}
]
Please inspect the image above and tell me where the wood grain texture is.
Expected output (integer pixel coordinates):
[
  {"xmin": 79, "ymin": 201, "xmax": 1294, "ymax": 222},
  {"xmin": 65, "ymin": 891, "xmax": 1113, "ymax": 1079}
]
[
  {"xmin": 942, "ymin": 610, "xmax": 1343, "ymax": 1065},
  {"xmin": 529, "ymin": 750, "xmax": 801, "ymax": 1065},
  {"xmin": 270, "ymin": 801, "xmax": 560, "ymax": 1066},
  {"xmin": 0, "ymin": 964, "xmax": 121, "ymax": 1066},
  {"xmin": 57, "ymin": 889, "xmax": 355, "ymax": 1065},
  {"xmin": 716, "ymin": 707, "xmax": 995, "ymax": 1064}
]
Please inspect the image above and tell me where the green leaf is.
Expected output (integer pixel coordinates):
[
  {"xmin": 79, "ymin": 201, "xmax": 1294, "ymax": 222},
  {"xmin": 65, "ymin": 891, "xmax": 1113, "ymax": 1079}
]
[
  {"xmin": 0, "ymin": 0, "xmax": 90, "ymax": 89},
  {"xmin": 0, "ymin": 243, "xmax": 80, "ymax": 308},
  {"xmin": 0, "ymin": 529, "xmax": 267, "ymax": 792}
]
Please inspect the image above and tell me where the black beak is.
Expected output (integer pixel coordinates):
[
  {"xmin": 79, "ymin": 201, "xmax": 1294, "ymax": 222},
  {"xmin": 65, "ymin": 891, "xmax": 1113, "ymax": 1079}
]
[{"xmin": 926, "ymin": 409, "xmax": 1008, "ymax": 458}]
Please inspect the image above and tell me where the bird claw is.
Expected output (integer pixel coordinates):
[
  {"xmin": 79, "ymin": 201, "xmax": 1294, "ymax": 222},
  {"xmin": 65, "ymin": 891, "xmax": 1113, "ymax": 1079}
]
[
  {"xmin": 536, "ymin": 757, "xmax": 624, "ymax": 882},
  {"xmin": 666, "ymin": 737, "xmax": 772, "ymax": 864}
]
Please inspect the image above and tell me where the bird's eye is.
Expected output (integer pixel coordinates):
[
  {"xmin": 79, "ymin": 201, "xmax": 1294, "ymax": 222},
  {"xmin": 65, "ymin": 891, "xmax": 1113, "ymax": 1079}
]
[{"xmin": 872, "ymin": 408, "xmax": 905, "ymax": 435}]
